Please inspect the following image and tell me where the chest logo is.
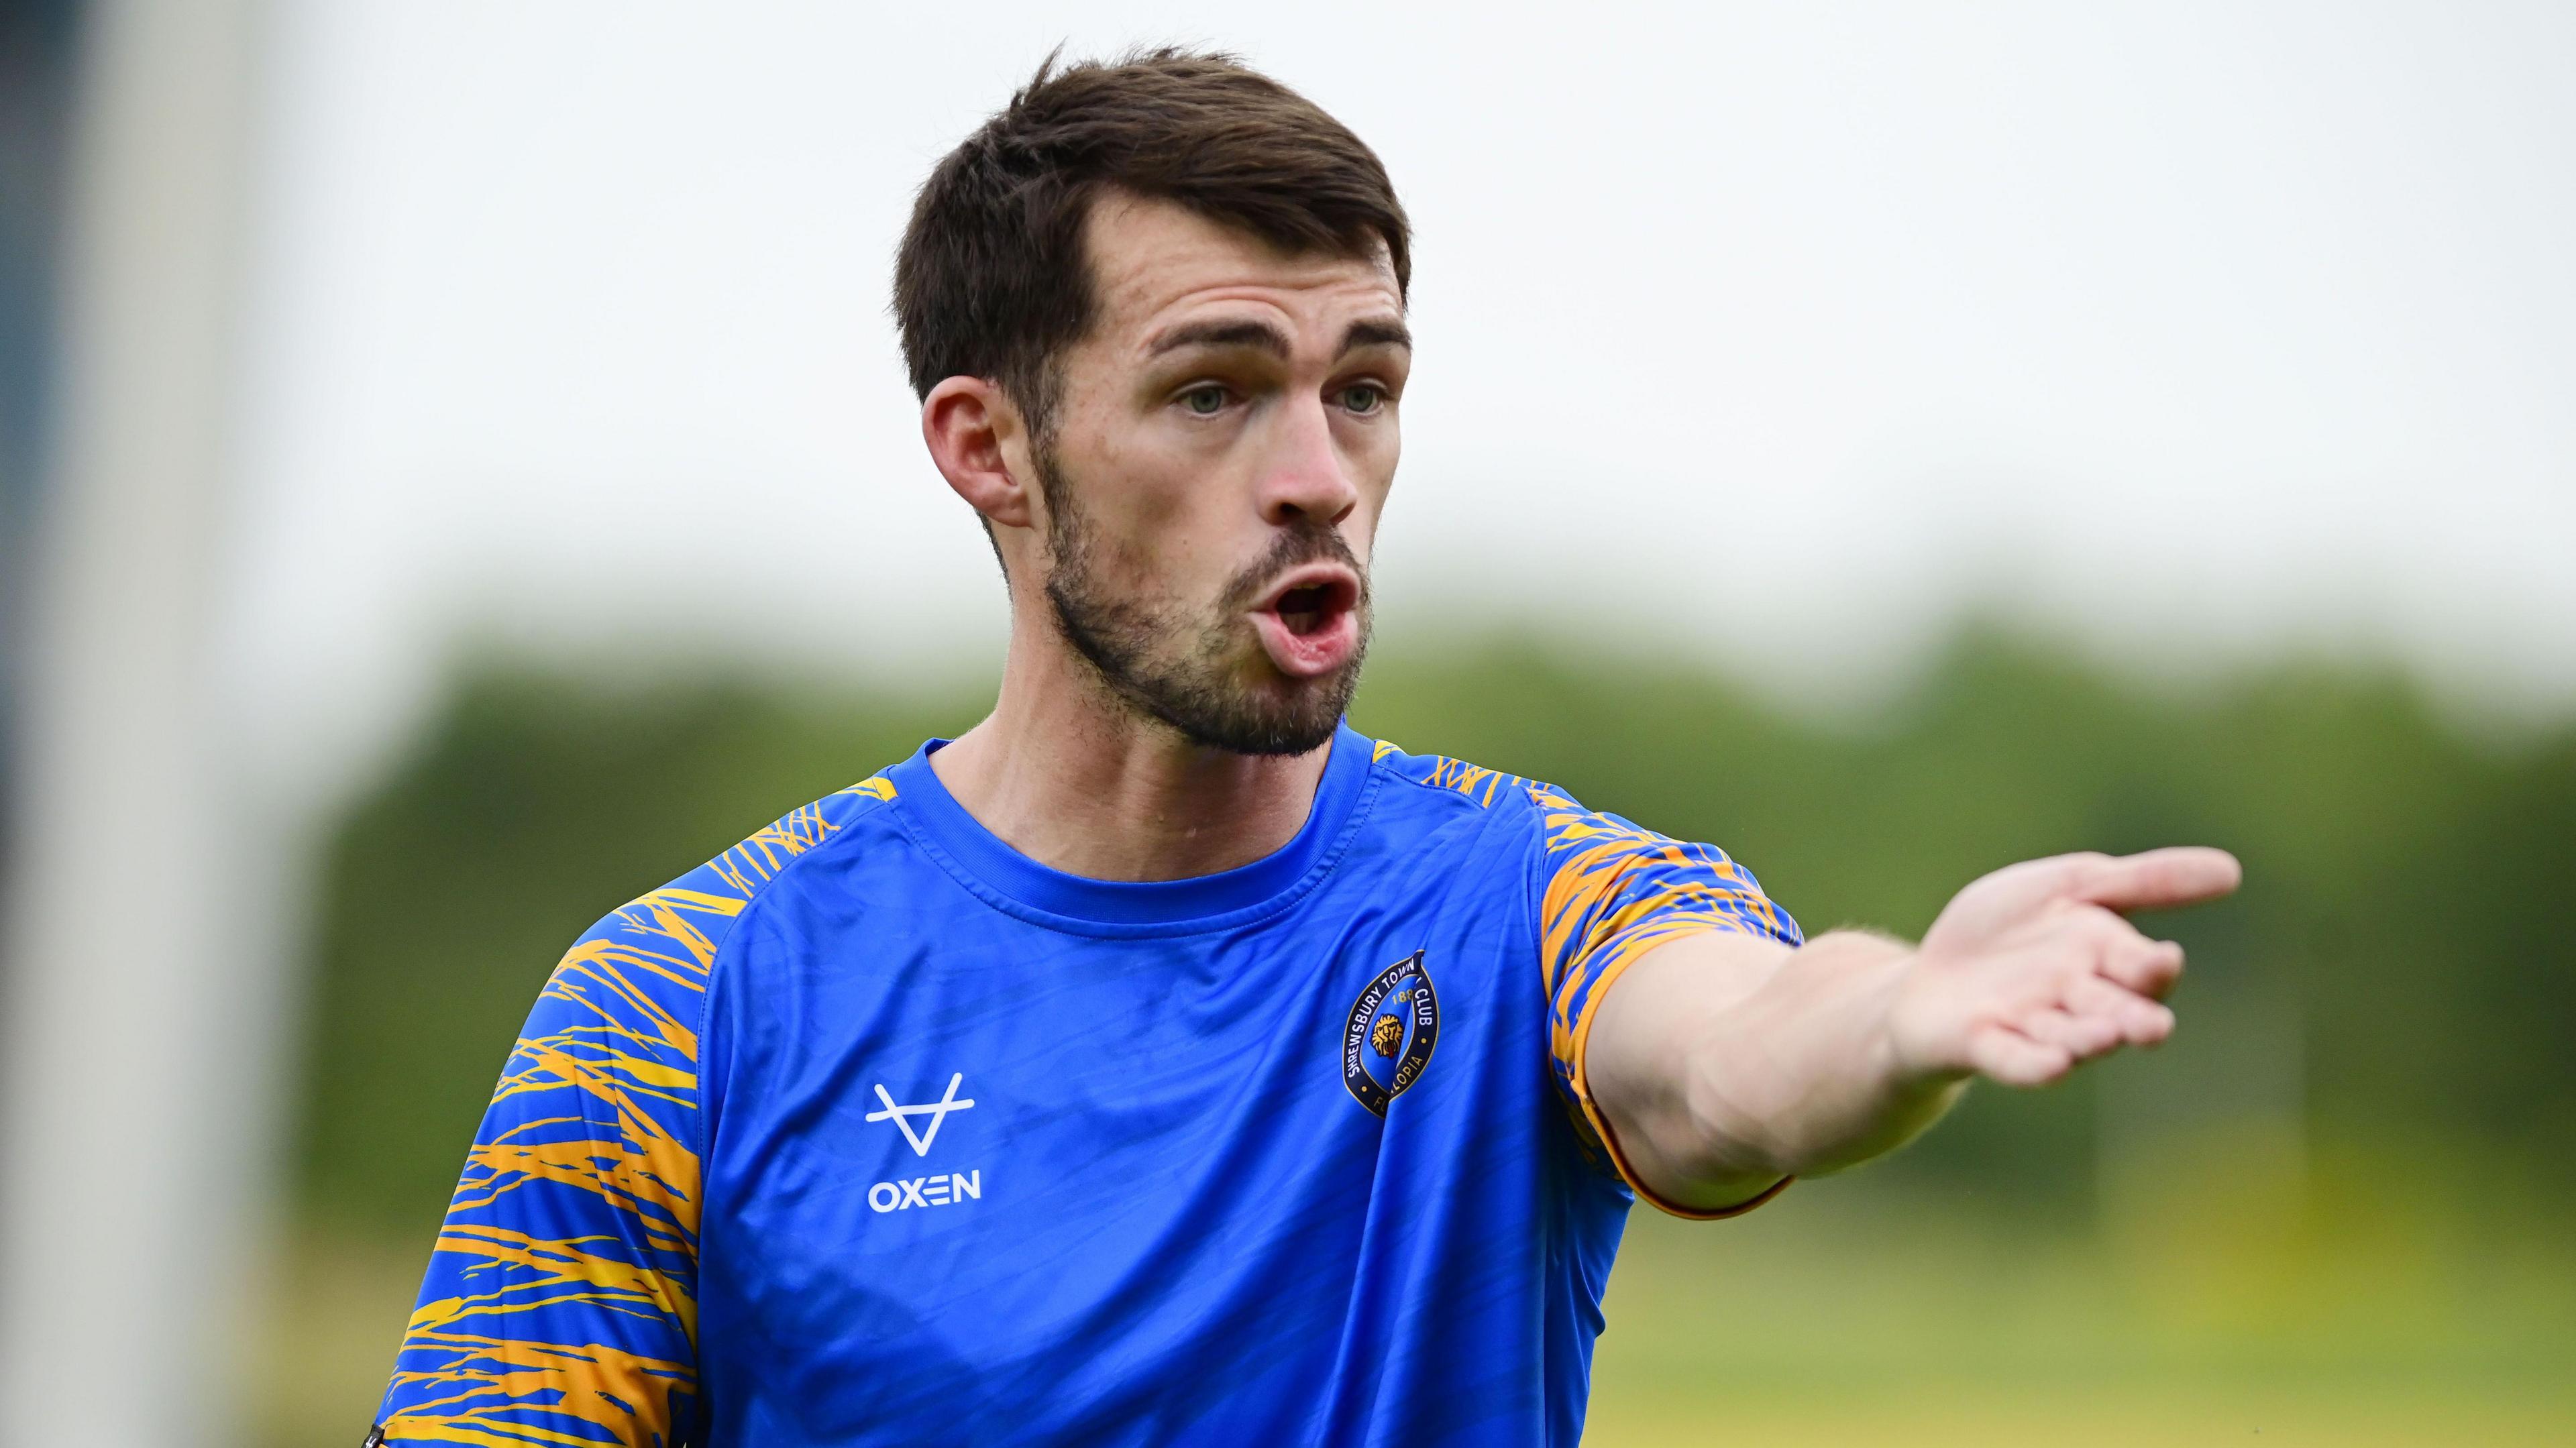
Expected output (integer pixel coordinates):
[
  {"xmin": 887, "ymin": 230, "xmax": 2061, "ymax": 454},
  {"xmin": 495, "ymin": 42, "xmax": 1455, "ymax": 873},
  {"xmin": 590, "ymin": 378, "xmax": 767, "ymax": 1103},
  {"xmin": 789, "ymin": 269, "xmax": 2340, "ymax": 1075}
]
[
  {"xmin": 866, "ymin": 1072, "xmax": 975, "ymax": 1156},
  {"xmin": 1342, "ymin": 950, "xmax": 1440, "ymax": 1117}
]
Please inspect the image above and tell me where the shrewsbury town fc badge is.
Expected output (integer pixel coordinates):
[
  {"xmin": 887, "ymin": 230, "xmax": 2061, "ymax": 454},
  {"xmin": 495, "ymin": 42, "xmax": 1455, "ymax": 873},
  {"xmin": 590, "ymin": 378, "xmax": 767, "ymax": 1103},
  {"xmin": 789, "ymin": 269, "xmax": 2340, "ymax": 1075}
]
[{"xmin": 1342, "ymin": 950, "xmax": 1440, "ymax": 1117}]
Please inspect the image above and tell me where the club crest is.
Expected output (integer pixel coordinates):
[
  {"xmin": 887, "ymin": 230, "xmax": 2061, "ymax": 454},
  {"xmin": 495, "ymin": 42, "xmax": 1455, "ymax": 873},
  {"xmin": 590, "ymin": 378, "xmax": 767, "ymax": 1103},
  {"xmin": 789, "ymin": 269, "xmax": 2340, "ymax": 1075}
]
[{"xmin": 1342, "ymin": 950, "xmax": 1440, "ymax": 1117}]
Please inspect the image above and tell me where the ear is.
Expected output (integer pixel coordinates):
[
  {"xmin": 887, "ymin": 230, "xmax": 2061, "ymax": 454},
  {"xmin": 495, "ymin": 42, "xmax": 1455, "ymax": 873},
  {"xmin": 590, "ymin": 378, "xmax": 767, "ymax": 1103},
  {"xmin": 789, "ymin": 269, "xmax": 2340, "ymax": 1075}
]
[{"xmin": 922, "ymin": 376, "xmax": 1036, "ymax": 531}]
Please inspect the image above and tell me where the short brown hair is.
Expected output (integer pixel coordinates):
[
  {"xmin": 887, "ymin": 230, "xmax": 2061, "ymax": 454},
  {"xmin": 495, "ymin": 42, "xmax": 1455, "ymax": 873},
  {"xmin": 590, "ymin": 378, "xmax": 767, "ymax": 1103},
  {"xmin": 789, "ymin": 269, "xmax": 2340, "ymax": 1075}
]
[{"xmin": 893, "ymin": 48, "xmax": 1411, "ymax": 434}]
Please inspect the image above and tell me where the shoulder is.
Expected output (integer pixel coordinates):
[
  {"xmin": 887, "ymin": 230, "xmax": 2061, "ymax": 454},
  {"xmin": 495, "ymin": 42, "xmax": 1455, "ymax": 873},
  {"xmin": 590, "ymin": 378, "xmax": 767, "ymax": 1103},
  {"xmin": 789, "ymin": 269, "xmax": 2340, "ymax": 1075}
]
[
  {"xmin": 1360, "ymin": 734, "xmax": 1619, "ymax": 869},
  {"xmin": 1362, "ymin": 734, "xmax": 1560, "ymax": 825},
  {"xmin": 671, "ymin": 775, "xmax": 902, "ymax": 920},
  {"xmin": 1360, "ymin": 734, "xmax": 1793, "ymax": 932},
  {"xmin": 1365, "ymin": 735, "xmax": 1704, "ymax": 851},
  {"xmin": 544, "ymin": 774, "xmax": 904, "ymax": 1029}
]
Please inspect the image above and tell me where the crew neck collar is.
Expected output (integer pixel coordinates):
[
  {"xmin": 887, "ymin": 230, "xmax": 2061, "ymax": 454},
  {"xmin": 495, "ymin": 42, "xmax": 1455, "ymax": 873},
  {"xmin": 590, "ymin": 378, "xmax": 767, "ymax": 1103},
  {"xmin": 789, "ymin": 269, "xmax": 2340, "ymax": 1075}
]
[{"xmin": 885, "ymin": 722, "xmax": 1376, "ymax": 934}]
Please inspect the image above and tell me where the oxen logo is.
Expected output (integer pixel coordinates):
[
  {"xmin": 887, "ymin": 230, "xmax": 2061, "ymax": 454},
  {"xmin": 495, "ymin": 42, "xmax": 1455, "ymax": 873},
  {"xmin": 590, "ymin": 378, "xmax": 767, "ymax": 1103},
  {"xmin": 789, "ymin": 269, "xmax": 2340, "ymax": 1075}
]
[
  {"xmin": 863, "ymin": 1073, "xmax": 985, "ymax": 1215},
  {"xmin": 1342, "ymin": 950, "xmax": 1440, "ymax": 1117},
  {"xmin": 866, "ymin": 1072, "xmax": 975, "ymax": 1156}
]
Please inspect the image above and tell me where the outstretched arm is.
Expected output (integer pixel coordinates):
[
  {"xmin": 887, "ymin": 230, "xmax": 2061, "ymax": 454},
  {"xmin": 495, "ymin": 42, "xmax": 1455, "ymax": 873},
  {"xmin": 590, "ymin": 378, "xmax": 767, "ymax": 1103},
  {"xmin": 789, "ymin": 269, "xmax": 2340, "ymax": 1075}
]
[{"xmin": 1584, "ymin": 848, "xmax": 2243, "ymax": 1214}]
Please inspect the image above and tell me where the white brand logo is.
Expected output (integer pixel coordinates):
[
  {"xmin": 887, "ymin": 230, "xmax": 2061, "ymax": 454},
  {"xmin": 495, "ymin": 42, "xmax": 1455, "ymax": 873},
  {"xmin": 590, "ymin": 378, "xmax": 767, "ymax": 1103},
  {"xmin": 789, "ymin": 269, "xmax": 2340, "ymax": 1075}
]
[
  {"xmin": 865, "ymin": 1072, "xmax": 975, "ymax": 1156},
  {"xmin": 867, "ymin": 1170, "xmax": 983, "ymax": 1214}
]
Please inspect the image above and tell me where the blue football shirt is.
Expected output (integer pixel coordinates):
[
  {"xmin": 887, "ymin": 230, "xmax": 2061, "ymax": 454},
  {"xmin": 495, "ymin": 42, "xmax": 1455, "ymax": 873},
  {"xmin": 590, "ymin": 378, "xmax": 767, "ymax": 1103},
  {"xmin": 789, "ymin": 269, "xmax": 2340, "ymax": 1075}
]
[{"xmin": 375, "ymin": 724, "xmax": 1800, "ymax": 1446}]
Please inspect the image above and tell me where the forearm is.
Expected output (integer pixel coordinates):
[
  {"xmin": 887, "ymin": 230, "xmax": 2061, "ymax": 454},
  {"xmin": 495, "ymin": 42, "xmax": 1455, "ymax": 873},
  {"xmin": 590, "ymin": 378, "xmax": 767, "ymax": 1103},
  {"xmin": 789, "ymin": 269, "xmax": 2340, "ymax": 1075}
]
[
  {"xmin": 1675, "ymin": 929, "xmax": 1963, "ymax": 1178},
  {"xmin": 1589, "ymin": 847, "xmax": 2235, "ymax": 1210},
  {"xmin": 1587, "ymin": 928, "xmax": 1964, "ymax": 1207}
]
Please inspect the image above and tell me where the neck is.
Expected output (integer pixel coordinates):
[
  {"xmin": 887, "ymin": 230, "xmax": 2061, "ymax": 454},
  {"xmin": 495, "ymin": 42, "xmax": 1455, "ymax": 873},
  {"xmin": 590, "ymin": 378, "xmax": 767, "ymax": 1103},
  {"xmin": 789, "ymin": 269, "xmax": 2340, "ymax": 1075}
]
[{"xmin": 928, "ymin": 620, "xmax": 1334, "ymax": 884}]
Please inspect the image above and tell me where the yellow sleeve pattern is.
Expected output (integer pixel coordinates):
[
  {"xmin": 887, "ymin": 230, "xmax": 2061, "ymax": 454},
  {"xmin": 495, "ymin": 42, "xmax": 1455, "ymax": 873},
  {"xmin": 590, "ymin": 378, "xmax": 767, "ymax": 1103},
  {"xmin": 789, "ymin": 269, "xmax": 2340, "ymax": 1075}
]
[
  {"xmin": 1365, "ymin": 738, "xmax": 1799, "ymax": 1214},
  {"xmin": 1525, "ymin": 781, "xmax": 1801, "ymax": 1215},
  {"xmin": 375, "ymin": 779, "xmax": 895, "ymax": 1447}
]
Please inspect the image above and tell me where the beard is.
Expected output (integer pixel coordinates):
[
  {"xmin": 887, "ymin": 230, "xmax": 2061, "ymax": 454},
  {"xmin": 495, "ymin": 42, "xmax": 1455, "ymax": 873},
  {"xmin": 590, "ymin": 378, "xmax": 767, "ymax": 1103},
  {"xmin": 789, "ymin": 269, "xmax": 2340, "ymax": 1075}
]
[{"xmin": 1034, "ymin": 444, "xmax": 1369, "ymax": 757}]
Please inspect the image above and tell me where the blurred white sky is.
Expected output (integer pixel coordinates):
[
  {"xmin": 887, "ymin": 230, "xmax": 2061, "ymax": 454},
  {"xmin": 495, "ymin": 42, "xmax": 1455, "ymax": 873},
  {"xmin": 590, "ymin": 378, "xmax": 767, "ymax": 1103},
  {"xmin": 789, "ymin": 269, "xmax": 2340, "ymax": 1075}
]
[{"xmin": 215, "ymin": 0, "xmax": 2576, "ymax": 801}]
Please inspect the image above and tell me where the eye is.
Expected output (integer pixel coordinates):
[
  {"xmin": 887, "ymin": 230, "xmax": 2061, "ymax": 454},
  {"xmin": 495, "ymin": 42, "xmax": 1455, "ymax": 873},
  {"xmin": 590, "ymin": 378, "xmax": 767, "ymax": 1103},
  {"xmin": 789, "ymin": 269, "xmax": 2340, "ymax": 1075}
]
[
  {"xmin": 1181, "ymin": 384, "xmax": 1228, "ymax": 416},
  {"xmin": 1339, "ymin": 384, "xmax": 1385, "ymax": 414}
]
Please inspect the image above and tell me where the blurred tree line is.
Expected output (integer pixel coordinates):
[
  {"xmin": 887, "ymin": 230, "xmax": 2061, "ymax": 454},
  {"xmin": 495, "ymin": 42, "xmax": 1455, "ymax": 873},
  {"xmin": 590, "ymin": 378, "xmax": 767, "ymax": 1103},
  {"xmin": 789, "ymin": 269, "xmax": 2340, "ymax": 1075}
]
[{"xmin": 291, "ymin": 632, "xmax": 2576, "ymax": 1249}]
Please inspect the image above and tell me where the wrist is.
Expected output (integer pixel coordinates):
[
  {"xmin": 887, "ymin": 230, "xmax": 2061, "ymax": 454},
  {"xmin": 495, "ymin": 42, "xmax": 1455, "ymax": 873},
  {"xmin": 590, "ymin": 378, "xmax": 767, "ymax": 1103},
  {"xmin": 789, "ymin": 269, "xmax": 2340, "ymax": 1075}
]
[
  {"xmin": 1850, "ymin": 936, "xmax": 1952, "ymax": 1084},
  {"xmin": 1878, "ymin": 940, "xmax": 1979, "ymax": 1090}
]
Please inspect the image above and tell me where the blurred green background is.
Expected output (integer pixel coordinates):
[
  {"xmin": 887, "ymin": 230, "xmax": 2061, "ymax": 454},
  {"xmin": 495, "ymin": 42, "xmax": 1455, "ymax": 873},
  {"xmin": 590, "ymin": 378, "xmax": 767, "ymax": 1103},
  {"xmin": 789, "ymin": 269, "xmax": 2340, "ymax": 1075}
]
[{"xmin": 256, "ymin": 632, "xmax": 2575, "ymax": 1445}]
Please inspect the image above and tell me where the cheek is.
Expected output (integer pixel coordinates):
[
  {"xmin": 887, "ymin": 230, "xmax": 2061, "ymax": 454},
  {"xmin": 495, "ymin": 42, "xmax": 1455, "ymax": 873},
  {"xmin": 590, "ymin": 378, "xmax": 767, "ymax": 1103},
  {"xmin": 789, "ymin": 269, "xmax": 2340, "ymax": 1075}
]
[
  {"xmin": 1075, "ymin": 411, "xmax": 1201, "ymax": 526},
  {"xmin": 1095, "ymin": 430, "xmax": 1268, "ymax": 561},
  {"xmin": 1346, "ymin": 446, "xmax": 1396, "ymax": 562},
  {"xmin": 1348, "ymin": 508, "xmax": 1383, "ymax": 563},
  {"xmin": 1063, "ymin": 437, "xmax": 1225, "ymax": 593}
]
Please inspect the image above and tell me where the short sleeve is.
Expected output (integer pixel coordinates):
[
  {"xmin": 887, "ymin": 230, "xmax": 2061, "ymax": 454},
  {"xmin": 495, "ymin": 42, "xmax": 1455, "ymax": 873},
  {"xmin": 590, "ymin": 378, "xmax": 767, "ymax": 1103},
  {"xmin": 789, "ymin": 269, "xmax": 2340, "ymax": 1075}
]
[
  {"xmin": 1526, "ymin": 781, "xmax": 1802, "ymax": 1215},
  {"xmin": 372, "ymin": 888, "xmax": 724, "ymax": 1445},
  {"xmin": 369, "ymin": 781, "xmax": 891, "ymax": 1445}
]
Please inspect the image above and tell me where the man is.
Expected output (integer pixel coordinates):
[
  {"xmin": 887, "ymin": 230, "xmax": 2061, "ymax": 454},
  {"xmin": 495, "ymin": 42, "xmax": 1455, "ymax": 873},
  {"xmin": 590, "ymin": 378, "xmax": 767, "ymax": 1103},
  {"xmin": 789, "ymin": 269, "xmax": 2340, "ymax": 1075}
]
[{"xmin": 370, "ymin": 49, "xmax": 2237, "ymax": 1448}]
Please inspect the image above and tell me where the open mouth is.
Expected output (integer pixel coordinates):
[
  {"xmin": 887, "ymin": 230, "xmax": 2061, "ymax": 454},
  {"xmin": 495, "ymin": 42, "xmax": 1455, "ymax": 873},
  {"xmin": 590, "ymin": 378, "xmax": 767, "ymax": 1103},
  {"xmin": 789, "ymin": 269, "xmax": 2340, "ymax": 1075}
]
[
  {"xmin": 1252, "ymin": 565, "xmax": 1363, "ymax": 677},
  {"xmin": 1273, "ymin": 581, "xmax": 1350, "ymax": 636}
]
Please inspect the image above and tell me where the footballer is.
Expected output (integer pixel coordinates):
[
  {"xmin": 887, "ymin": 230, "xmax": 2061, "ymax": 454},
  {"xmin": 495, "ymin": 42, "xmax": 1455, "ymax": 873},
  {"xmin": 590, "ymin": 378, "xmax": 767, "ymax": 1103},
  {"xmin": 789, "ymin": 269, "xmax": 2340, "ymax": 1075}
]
[{"xmin": 369, "ymin": 49, "xmax": 2239, "ymax": 1447}]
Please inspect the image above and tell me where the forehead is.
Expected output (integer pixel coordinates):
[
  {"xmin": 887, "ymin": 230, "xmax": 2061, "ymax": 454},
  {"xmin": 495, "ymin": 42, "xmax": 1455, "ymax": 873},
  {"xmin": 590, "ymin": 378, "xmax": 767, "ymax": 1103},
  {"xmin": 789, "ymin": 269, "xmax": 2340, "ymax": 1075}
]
[{"xmin": 1081, "ymin": 192, "xmax": 1403, "ymax": 350}]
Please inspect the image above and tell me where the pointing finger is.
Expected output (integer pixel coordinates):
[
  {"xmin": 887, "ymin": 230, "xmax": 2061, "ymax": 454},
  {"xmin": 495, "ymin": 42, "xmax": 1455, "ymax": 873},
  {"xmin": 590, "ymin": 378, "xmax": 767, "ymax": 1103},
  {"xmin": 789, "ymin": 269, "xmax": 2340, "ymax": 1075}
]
[{"xmin": 2071, "ymin": 847, "xmax": 2241, "ymax": 914}]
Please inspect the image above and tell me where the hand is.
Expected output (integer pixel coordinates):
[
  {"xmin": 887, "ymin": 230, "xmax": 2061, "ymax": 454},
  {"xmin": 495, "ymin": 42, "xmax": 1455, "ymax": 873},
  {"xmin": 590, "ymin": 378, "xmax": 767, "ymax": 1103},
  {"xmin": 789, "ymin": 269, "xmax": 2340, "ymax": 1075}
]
[{"xmin": 1885, "ymin": 848, "xmax": 2242, "ymax": 1087}]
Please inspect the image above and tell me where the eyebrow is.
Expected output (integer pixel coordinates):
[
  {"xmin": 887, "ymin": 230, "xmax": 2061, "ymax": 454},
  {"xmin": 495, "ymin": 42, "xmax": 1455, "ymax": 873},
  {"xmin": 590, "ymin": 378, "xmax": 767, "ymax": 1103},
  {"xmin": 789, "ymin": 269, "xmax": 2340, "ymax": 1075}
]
[
  {"xmin": 1147, "ymin": 319, "xmax": 1289, "ymax": 358},
  {"xmin": 1143, "ymin": 315, "xmax": 1413, "ymax": 360},
  {"xmin": 1340, "ymin": 317, "xmax": 1411, "ymax": 354}
]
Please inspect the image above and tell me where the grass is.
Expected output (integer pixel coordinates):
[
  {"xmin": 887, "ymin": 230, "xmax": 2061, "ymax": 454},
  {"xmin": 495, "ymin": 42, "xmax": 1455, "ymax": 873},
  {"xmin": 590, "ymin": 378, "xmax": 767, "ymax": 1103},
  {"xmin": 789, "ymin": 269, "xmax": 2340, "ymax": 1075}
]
[
  {"xmin": 252, "ymin": 1174, "xmax": 2576, "ymax": 1447},
  {"xmin": 1585, "ymin": 1178, "xmax": 2576, "ymax": 1447}
]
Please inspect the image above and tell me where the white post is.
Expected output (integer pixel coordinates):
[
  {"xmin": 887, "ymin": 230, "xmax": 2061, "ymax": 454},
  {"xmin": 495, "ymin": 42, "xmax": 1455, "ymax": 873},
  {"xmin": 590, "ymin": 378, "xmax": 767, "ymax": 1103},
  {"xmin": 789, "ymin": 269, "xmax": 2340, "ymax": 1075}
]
[{"xmin": 0, "ymin": 2, "xmax": 274, "ymax": 1445}]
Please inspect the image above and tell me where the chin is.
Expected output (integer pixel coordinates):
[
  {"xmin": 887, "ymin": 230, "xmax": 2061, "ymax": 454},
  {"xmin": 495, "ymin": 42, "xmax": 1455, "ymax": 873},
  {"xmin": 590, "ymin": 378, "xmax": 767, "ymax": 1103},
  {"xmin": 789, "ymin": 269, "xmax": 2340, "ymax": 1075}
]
[{"xmin": 1163, "ymin": 657, "xmax": 1356, "ymax": 758}]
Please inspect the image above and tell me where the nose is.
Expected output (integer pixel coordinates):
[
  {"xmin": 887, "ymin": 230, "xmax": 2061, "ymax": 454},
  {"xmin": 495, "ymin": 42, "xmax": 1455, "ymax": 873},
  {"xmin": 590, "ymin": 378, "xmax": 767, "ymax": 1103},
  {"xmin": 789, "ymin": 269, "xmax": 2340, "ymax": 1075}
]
[{"xmin": 1256, "ymin": 392, "xmax": 1361, "ymax": 528}]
